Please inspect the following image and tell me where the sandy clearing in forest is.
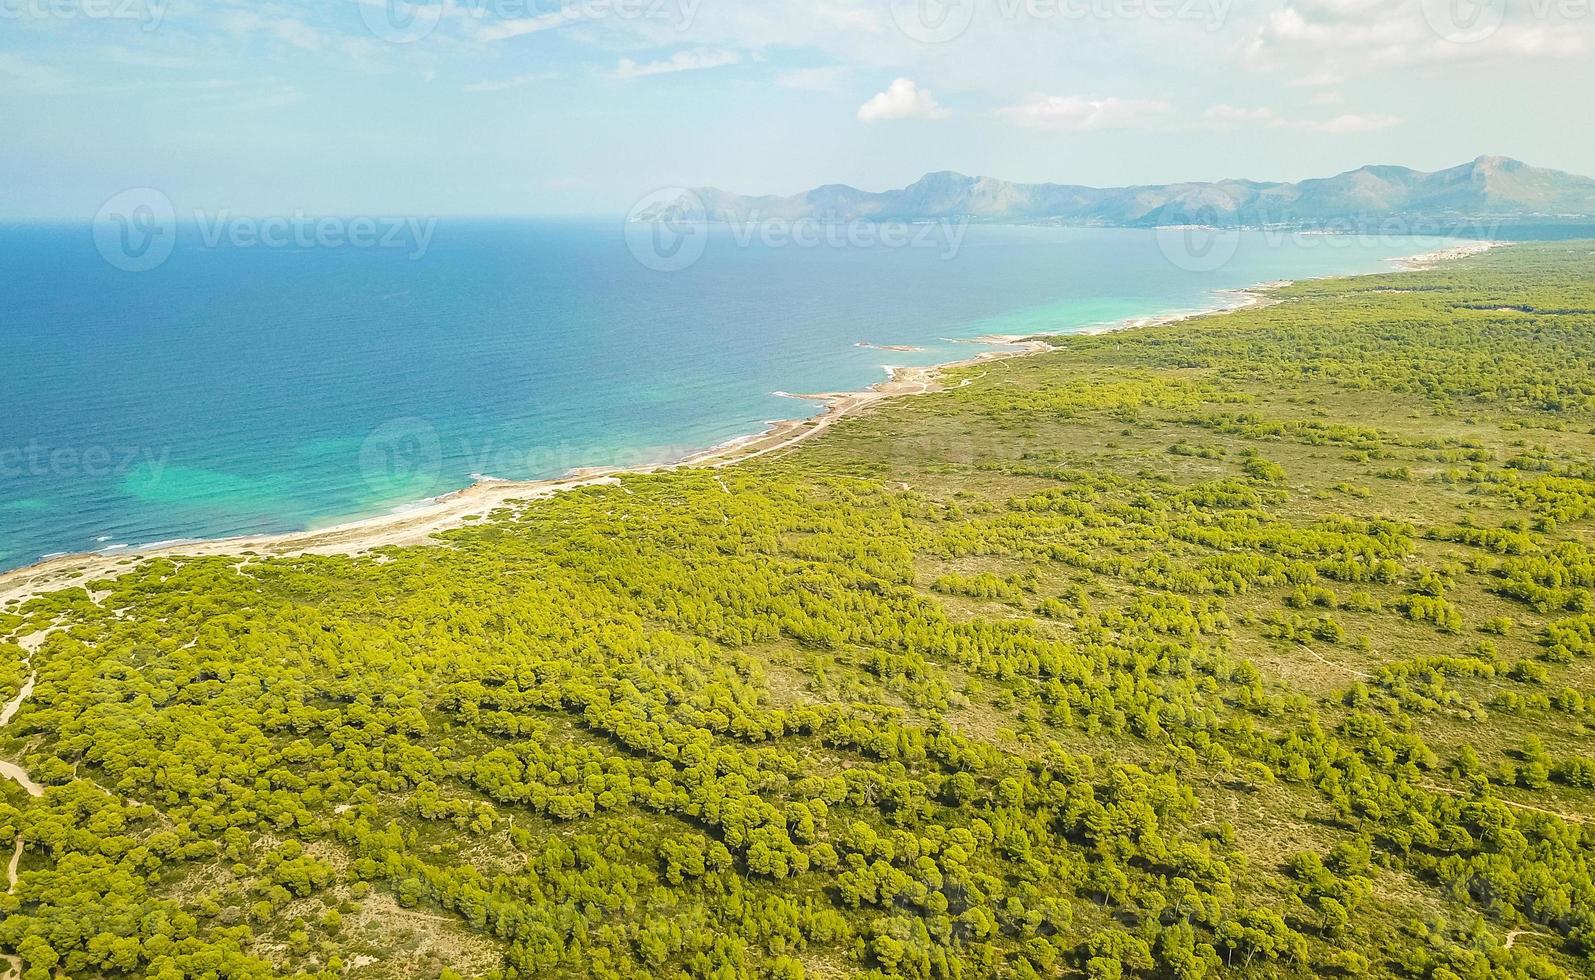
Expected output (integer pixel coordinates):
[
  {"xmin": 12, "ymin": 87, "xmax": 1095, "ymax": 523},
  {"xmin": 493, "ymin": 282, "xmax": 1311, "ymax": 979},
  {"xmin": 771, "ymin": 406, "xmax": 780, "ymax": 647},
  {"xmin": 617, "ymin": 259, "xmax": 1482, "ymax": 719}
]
[
  {"xmin": 0, "ymin": 673, "xmax": 35, "ymax": 732},
  {"xmin": 0, "ymin": 667, "xmax": 42, "ymax": 800},
  {"xmin": 6, "ymin": 838, "xmax": 21, "ymax": 894},
  {"xmin": 0, "ymin": 646, "xmax": 41, "ymax": 907},
  {"xmin": 1295, "ymin": 642, "xmax": 1373, "ymax": 680},
  {"xmin": 1422, "ymin": 781, "xmax": 1587, "ymax": 824},
  {"xmin": 1504, "ymin": 928, "xmax": 1553, "ymax": 949}
]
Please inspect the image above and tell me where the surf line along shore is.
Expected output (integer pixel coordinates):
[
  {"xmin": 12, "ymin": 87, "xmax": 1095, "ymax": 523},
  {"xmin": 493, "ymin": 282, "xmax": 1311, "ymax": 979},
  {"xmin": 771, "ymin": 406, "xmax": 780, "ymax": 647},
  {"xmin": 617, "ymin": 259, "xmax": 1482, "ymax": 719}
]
[
  {"xmin": 0, "ymin": 242, "xmax": 1499, "ymax": 610},
  {"xmin": 0, "ymin": 335, "xmax": 1054, "ymax": 610}
]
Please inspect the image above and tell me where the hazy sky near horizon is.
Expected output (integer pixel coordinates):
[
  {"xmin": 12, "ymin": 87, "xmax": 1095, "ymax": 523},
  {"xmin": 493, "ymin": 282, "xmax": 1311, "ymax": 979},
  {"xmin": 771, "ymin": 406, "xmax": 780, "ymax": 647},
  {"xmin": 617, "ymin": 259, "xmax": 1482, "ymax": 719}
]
[{"xmin": 3, "ymin": 0, "xmax": 1593, "ymax": 218}]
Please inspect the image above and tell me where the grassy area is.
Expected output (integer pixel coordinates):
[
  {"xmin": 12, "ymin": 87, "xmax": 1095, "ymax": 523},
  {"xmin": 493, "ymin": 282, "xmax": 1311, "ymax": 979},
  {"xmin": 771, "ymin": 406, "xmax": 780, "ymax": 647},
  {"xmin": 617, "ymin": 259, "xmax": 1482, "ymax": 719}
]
[{"xmin": 2, "ymin": 243, "xmax": 1594, "ymax": 979}]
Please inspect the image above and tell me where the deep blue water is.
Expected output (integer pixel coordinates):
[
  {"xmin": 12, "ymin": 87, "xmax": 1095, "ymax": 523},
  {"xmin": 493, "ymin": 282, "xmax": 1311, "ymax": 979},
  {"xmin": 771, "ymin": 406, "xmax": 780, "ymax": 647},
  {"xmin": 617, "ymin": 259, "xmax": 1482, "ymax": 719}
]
[{"xmin": 0, "ymin": 220, "xmax": 1458, "ymax": 571}]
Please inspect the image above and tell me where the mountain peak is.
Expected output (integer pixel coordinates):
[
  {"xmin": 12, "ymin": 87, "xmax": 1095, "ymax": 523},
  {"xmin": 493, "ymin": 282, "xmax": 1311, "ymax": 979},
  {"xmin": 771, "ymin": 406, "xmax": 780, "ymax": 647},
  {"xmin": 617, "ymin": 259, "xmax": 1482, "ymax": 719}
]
[
  {"xmin": 691, "ymin": 157, "xmax": 1595, "ymax": 228},
  {"xmin": 908, "ymin": 170, "xmax": 975, "ymax": 187},
  {"xmin": 1472, "ymin": 154, "xmax": 1521, "ymax": 173},
  {"xmin": 1345, "ymin": 164, "xmax": 1419, "ymax": 179}
]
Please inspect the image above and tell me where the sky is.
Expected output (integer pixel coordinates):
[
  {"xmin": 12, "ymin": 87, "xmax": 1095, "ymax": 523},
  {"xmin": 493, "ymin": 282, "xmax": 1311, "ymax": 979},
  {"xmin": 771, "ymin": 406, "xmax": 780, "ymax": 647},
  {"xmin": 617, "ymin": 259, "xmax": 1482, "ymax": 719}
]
[{"xmin": 2, "ymin": 0, "xmax": 1593, "ymax": 218}]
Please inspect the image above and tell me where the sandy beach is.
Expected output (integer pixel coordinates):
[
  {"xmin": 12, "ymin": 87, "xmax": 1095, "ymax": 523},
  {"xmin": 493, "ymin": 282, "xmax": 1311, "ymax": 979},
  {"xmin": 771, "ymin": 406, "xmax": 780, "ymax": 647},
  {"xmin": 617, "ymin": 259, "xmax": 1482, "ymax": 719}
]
[
  {"xmin": 1393, "ymin": 239, "xmax": 1500, "ymax": 270},
  {"xmin": 855, "ymin": 341, "xmax": 926, "ymax": 352},
  {"xmin": 0, "ymin": 338, "xmax": 1050, "ymax": 609},
  {"xmin": 0, "ymin": 243, "xmax": 1499, "ymax": 609},
  {"xmin": 1072, "ymin": 238, "xmax": 1502, "ymax": 339},
  {"xmin": 1074, "ymin": 282, "xmax": 1287, "ymax": 337}
]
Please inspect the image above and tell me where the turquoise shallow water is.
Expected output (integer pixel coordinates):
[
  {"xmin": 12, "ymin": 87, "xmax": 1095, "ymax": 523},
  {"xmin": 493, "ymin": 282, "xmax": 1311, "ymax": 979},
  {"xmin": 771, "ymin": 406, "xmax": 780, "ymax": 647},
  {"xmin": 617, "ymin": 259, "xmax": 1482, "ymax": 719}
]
[{"xmin": 0, "ymin": 221, "xmax": 1460, "ymax": 571}]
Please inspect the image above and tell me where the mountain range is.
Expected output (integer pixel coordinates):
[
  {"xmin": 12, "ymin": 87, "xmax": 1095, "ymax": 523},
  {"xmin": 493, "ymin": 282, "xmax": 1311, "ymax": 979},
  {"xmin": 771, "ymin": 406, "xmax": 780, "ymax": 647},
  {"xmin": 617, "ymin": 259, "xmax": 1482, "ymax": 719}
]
[{"xmin": 652, "ymin": 157, "xmax": 1595, "ymax": 231}]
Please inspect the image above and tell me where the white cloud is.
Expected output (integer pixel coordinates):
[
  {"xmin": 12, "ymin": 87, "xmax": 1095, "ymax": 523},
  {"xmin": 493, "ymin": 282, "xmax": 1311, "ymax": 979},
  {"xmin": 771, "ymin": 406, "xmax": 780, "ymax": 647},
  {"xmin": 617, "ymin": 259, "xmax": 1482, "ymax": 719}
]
[
  {"xmin": 611, "ymin": 1, "xmax": 892, "ymax": 59},
  {"xmin": 613, "ymin": 49, "xmax": 742, "ymax": 80},
  {"xmin": 856, "ymin": 78, "xmax": 949, "ymax": 122},
  {"xmin": 472, "ymin": 8, "xmax": 582, "ymax": 42},
  {"xmin": 1202, "ymin": 102, "xmax": 1400, "ymax": 134},
  {"xmin": 216, "ymin": 10, "xmax": 327, "ymax": 52},
  {"xmin": 148, "ymin": 77, "xmax": 305, "ymax": 112},
  {"xmin": 545, "ymin": 176, "xmax": 597, "ymax": 191},
  {"xmin": 1205, "ymin": 104, "xmax": 1276, "ymax": 124},
  {"xmin": 998, "ymin": 95, "xmax": 1171, "ymax": 131},
  {"xmin": 1292, "ymin": 67, "xmax": 1344, "ymax": 87},
  {"xmin": 93, "ymin": 46, "xmax": 201, "ymax": 71},
  {"xmin": 777, "ymin": 66, "xmax": 851, "ymax": 92},
  {"xmin": 0, "ymin": 54, "xmax": 70, "ymax": 92},
  {"xmin": 344, "ymin": 0, "xmax": 582, "ymax": 43},
  {"xmin": 1240, "ymin": 0, "xmax": 1590, "ymax": 77},
  {"xmin": 463, "ymin": 71, "xmax": 556, "ymax": 93},
  {"xmin": 1291, "ymin": 111, "xmax": 1401, "ymax": 133},
  {"xmin": 223, "ymin": 89, "xmax": 309, "ymax": 113}
]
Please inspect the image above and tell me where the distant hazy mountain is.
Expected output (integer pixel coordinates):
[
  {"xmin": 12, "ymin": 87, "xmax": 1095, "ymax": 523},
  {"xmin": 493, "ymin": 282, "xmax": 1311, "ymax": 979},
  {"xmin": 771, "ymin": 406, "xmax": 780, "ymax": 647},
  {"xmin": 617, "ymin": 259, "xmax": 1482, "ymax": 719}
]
[{"xmin": 650, "ymin": 157, "xmax": 1595, "ymax": 230}]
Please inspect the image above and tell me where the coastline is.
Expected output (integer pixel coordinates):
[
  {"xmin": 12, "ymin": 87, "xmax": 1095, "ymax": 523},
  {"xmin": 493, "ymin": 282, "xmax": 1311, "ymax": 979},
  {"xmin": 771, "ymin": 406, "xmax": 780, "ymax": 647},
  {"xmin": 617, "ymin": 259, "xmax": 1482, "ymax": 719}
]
[
  {"xmin": 1073, "ymin": 282, "xmax": 1287, "ymax": 337},
  {"xmin": 0, "ymin": 337, "xmax": 1049, "ymax": 609},
  {"xmin": 0, "ymin": 242, "xmax": 1500, "ymax": 609},
  {"xmin": 1391, "ymin": 239, "xmax": 1499, "ymax": 270}
]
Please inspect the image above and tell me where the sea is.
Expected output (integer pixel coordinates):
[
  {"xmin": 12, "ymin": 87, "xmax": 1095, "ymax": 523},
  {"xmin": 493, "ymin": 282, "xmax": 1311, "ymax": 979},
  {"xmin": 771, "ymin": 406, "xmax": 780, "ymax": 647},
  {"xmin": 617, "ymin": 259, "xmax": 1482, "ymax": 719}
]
[{"xmin": 0, "ymin": 220, "xmax": 1465, "ymax": 572}]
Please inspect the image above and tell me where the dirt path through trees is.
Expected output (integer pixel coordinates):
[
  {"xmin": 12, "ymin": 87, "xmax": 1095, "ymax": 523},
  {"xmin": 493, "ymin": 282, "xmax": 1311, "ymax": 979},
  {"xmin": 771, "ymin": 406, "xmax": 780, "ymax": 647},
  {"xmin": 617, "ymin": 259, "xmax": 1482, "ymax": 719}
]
[{"xmin": 0, "ymin": 631, "xmax": 45, "ymax": 904}]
